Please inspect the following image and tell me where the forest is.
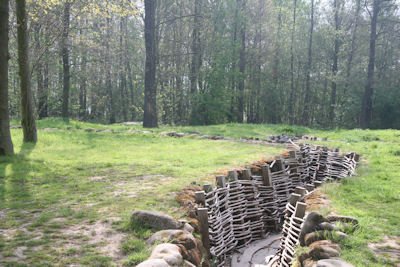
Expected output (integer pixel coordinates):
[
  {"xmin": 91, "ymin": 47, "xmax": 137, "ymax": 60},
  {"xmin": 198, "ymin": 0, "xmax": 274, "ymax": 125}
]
[
  {"xmin": 1, "ymin": 0, "xmax": 400, "ymax": 150},
  {"xmin": 1, "ymin": 1, "xmax": 400, "ymax": 266}
]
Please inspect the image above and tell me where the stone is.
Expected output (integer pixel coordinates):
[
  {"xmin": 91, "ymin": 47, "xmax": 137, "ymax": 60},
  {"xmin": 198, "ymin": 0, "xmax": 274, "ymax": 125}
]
[
  {"xmin": 316, "ymin": 258, "xmax": 355, "ymax": 267},
  {"xmin": 309, "ymin": 245, "xmax": 340, "ymax": 260},
  {"xmin": 182, "ymin": 222, "xmax": 194, "ymax": 233},
  {"xmin": 150, "ymin": 243, "xmax": 183, "ymax": 266},
  {"xmin": 305, "ymin": 231, "xmax": 347, "ymax": 246},
  {"xmin": 131, "ymin": 210, "xmax": 181, "ymax": 230},
  {"xmin": 136, "ymin": 259, "xmax": 170, "ymax": 267},
  {"xmin": 178, "ymin": 239, "xmax": 203, "ymax": 266},
  {"xmin": 147, "ymin": 231, "xmax": 202, "ymax": 266},
  {"xmin": 300, "ymin": 212, "xmax": 328, "ymax": 246},
  {"xmin": 147, "ymin": 230, "xmax": 196, "ymax": 249},
  {"xmin": 318, "ymin": 222, "xmax": 338, "ymax": 231},
  {"xmin": 309, "ymin": 240, "xmax": 341, "ymax": 252},
  {"xmin": 303, "ymin": 258, "xmax": 317, "ymax": 267}
]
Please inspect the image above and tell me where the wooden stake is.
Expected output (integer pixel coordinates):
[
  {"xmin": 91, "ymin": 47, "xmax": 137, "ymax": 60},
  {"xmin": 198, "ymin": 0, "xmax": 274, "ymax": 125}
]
[
  {"xmin": 294, "ymin": 202, "xmax": 307, "ymax": 219},
  {"xmin": 197, "ymin": 208, "xmax": 210, "ymax": 257},
  {"xmin": 195, "ymin": 191, "xmax": 206, "ymax": 206},
  {"xmin": 216, "ymin": 175, "xmax": 226, "ymax": 188},
  {"xmin": 261, "ymin": 164, "xmax": 272, "ymax": 186},
  {"xmin": 294, "ymin": 186, "xmax": 306, "ymax": 197},
  {"xmin": 242, "ymin": 169, "xmax": 252, "ymax": 180}
]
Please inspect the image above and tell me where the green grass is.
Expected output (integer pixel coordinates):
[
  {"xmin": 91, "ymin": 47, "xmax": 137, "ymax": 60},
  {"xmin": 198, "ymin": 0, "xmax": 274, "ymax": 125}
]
[
  {"xmin": 1, "ymin": 119, "xmax": 282, "ymax": 266},
  {"xmin": 1, "ymin": 119, "xmax": 399, "ymax": 266}
]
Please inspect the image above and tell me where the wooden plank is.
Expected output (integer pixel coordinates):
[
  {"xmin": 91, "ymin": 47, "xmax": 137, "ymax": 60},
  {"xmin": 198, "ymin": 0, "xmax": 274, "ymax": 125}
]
[
  {"xmin": 197, "ymin": 208, "xmax": 210, "ymax": 257},
  {"xmin": 228, "ymin": 170, "xmax": 238, "ymax": 181},
  {"xmin": 294, "ymin": 186, "xmax": 306, "ymax": 197},
  {"xmin": 195, "ymin": 191, "xmax": 206, "ymax": 206},
  {"xmin": 261, "ymin": 164, "xmax": 272, "ymax": 186},
  {"xmin": 294, "ymin": 202, "xmax": 307, "ymax": 219},
  {"xmin": 216, "ymin": 175, "xmax": 226, "ymax": 188},
  {"xmin": 242, "ymin": 169, "xmax": 252, "ymax": 180}
]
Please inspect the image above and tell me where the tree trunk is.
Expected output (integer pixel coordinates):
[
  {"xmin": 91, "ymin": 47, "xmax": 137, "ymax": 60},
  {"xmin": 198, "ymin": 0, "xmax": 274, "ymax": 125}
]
[
  {"xmin": 301, "ymin": 0, "xmax": 314, "ymax": 126},
  {"xmin": 190, "ymin": 0, "xmax": 202, "ymax": 95},
  {"xmin": 16, "ymin": 0, "xmax": 37, "ymax": 143},
  {"xmin": 237, "ymin": 0, "xmax": 246, "ymax": 123},
  {"xmin": 61, "ymin": 1, "xmax": 70, "ymax": 119},
  {"xmin": 0, "ymin": 0, "xmax": 13, "ymax": 155},
  {"xmin": 360, "ymin": 0, "xmax": 380, "ymax": 129},
  {"xmin": 329, "ymin": 0, "xmax": 341, "ymax": 124},
  {"xmin": 34, "ymin": 23, "xmax": 46, "ymax": 119},
  {"xmin": 119, "ymin": 17, "xmax": 128, "ymax": 122},
  {"xmin": 79, "ymin": 21, "xmax": 87, "ymax": 120},
  {"xmin": 105, "ymin": 17, "xmax": 116, "ymax": 124},
  {"xmin": 143, "ymin": 0, "xmax": 158, "ymax": 128},
  {"xmin": 340, "ymin": 0, "xmax": 361, "ymax": 123},
  {"xmin": 288, "ymin": 0, "xmax": 297, "ymax": 124}
]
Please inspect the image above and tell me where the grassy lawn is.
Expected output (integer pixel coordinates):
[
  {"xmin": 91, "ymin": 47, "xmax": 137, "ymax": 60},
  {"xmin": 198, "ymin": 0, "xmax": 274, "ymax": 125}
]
[
  {"xmin": 0, "ymin": 119, "xmax": 399, "ymax": 266},
  {"xmin": 0, "ymin": 119, "xmax": 283, "ymax": 266}
]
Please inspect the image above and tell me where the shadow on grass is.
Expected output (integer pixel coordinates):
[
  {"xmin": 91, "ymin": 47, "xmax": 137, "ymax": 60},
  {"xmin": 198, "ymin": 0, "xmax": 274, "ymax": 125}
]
[{"xmin": 0, "ymin": 142, "xmax": 36, "ymax": 210}]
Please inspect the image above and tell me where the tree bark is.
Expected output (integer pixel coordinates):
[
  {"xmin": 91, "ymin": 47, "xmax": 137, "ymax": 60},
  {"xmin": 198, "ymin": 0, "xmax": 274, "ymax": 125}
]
[
  {"xmin": 329, "ymin": 0, "xmax": 341, "ymax": 124},
  {"xmin": 16, "ymin": 0, "xmax": 37, "ymax": 143},
  {"xmin": 105, "ymin": 17, "xmax": 116, "ymax": 124},
  {"xmin": 119, "ymin": 17, "xmax": 128, "ymax": 122},
  {"xmin": 361, "ymin": 0, "xmax": 380, "ymax": 129},
  {"xmin": 143, "ymin": 0, "xmax": 158, "ymax": 128},
  {"xmin": 301, "ymin": 0, "xmax": 314, "ymax": 126},
  {"xmin": 288, "ymin": 0, "xmax": 297, "ymax": 124},
  {"xmin": 61, "ymin": 1, "xmax": 70, "ymax": 119},
  {"xmin": 237, "ymin": 0, "xmax": 246, "ymax": 123},
  {"xmin": 0, "ymin": 0, "xmax": 14, "ymax": 155},
  {"xmin": 190, "ymin": 0, "xmax": 202, "ymax": 95},
  {"xmin": 79, "ymin": 21, "xmax": 87, "ymax": 120}
]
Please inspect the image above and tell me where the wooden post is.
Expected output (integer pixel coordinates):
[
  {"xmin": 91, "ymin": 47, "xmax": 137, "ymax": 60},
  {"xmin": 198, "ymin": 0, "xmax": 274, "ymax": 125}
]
[
  {"xmin": 305, "ymin": 184, "xmax": 315, "ymax": 192},
  {"xmin": 294, "ymin": 202, "xmax": 307, "ymax": 219},
  {"xmin": 261, "ymin": 164, "xmax": 272, "ymax": 186},
  {"xmin": 275, "ymin": 158, "xmax": 285, "ymax": 171},
  {"xmin": 195, "ymin": 191, "xmax": 206, "ymax": 206},
  {"xmin": 228, "ymin": 170, "xmax": 238, "ymax": 181},
  {"xmin": 288, "ymin": 193, "xmax": 301, "ymax": 206},
  {"xmin": 197, "ymin": 208, "xmax": 210, "ymax": 257},
  {"xmin": 294, "ymin": 186, "xmax": 306, "ymax": 197},
  {"xmin": 242, "ymin": 169, "xmax": 252, "ymax": 180},
  {"xmin": 216, "ymin": 175, "xmax": 226, "ymax": 188},
  {"xmin": 289, "ymin": 150, "xmax": 297, "ymax": 158}
]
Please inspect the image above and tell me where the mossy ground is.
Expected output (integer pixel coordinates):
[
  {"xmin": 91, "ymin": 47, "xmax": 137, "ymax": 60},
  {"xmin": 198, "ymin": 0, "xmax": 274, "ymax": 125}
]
[{"xmin": 1, "ymin": 119, "xmax": 399, "ymax": 266}]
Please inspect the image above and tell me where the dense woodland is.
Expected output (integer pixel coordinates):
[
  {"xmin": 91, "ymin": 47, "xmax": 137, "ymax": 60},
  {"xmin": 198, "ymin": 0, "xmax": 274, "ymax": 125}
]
[{"xmin": 1, "ymin": 0, "xmax": 400, "ymax": 155}]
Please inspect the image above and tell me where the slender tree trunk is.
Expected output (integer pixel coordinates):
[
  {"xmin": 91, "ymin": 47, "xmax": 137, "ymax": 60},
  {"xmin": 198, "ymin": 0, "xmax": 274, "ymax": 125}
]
[
  {"xmin": 79, "ymin": 22, "xmax": 87, "ymax": 120},
  {"xmin": 42, "ymin": 30, "xmax": 49, "ymax": 118},
  {"xmin": 61, "ymin": 1, "xmax": 70, "ymax": 119},
  {"xmin": 301, "ymin": 0, "xmax": 314, "ymax": 125},
  {"xmin": 34, "ymin": 23, "xmax": 46, "ymax": 119},
  {"xmin": 272, "ymin": 3, "xmax": 282, "ymax": 124},
  {"xmin": 329, "ymin": 0, "xmax": 341, "ymax": 125},
  {"xmin": 288, "ymin": 0, "xmax": 297, "ymax": 124},
  {"xmin": 190, "ymin": 0, "xmax": 202, "ymax": 95},
  {"xmin": 119, "ymin": 17, "xmax": 128, "ymax": 122},
  {"xmin": 105, "ymin": 17, "xmax": 116, "ymax": 124},
  {"xmin": 0, "ymin": 0, "xmax": 13, "ymax": 155},
  {"xmin": 16, "ymin": 0, "xmax": 37, "ymax": 143},
  {"xmin": 189, "ymin": 0, "xmax": 202, "ymax": 122},
  {"xmin": 340, "ymin": 0, "xmax": 361, "ymax": 122},
  {"xmin": 361, "ymin": 0, "xmax": 380, "ymax": 129},
  {"xmin": 237, "ymin": 0, "xmax": 246, "ymax": 123},
  {"xmin": 143, "ymin": 0, "xmax": 158, "ymax": 127}
]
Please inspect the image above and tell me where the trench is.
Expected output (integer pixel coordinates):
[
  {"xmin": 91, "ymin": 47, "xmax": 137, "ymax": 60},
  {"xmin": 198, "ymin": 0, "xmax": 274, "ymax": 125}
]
[{"xmin": 196, "ymin": 143, "xmax": 358, "ymax": 267}]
